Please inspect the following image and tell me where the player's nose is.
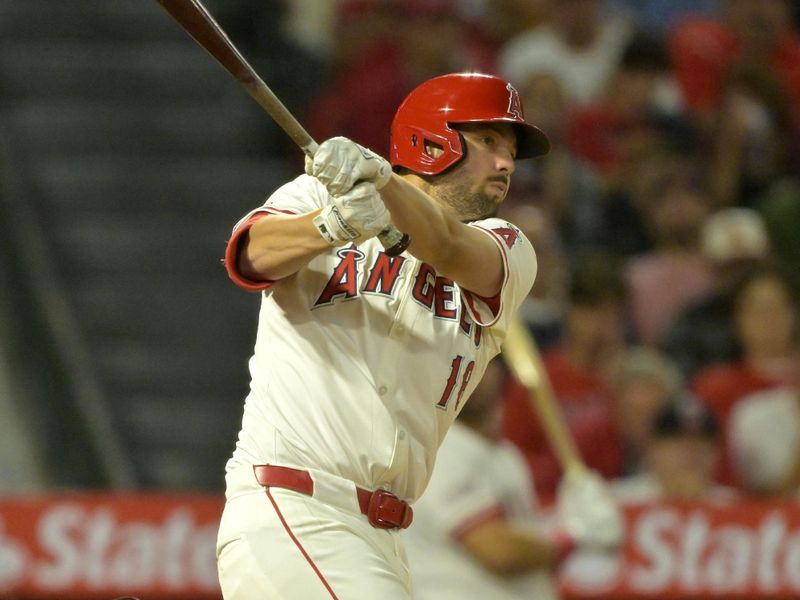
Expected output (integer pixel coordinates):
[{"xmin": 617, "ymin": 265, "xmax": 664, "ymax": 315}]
[{"xmin": 496, "ymin": 150, "xmax": 515, "ymax": 175}]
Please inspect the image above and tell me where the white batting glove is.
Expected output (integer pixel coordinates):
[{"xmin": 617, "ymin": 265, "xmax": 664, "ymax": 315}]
[
  {"xmin": 557, "ymin": 469, "xmax": 624, "ymax": 551},
  {"xmin": 305, "ymin": 136, "xmax": 392, "ymax": 196},
  {"xmin": 312, "ymin": 181, "xmax": 391, "ymax": 246}
]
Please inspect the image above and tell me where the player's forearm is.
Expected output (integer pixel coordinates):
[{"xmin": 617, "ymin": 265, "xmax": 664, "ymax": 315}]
[
  {"xmin": 380, "ymin": 175, "xmax": 458, "ymax": 258},
  {"xmin": 239, "ymin": 211, "xmax": 330, "ymax": 281},
  {"xmin": 379, "ymin": 174, "xmax": 503, "ymax": 296},
  {"xmin": 461, "ymin": 521, "xmax": 562, "ymax": 575}
]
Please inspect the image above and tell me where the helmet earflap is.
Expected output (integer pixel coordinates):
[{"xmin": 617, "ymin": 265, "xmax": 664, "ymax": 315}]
[{"xmin": 392, "ymin": 123, "xmax": 464, "ymax": 174}]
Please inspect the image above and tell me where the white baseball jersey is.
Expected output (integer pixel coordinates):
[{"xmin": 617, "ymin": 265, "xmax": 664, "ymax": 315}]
[
  {"xmin": 225, "ymin": 174, "xmax": 537, "ymax": 502},
  {"xmin": 404, "ymin": 422, "xmax": 559, "ymax": 600}
]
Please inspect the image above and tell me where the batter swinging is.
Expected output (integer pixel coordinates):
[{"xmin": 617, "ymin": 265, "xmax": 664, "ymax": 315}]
[{"xmin": 216, "ymin": 73, "xmax": 613, "ymax": 599}]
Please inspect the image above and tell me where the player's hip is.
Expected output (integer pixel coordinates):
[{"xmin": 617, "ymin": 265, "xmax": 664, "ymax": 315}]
[{"xmin": 217, "ymin": 471, "xmax": 411, "ymax": 598}]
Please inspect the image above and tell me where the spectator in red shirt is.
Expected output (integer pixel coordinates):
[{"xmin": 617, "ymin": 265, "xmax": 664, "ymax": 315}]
[
  {"xmin": 669, "ymin": 2, "xmax": 800, "ymax": 208},
  {"xmin": 302, "ymin": 1, "xmax": 404, "ymax": 157},
  {"xmin": 692, "ymin": 266, "xmax": 800, "ymax": 488},
  {"xmin": 668, "ymin": 0, "xmax": 800, "ymax": 125},
  {"xmin": 566, "ymin": 31, "xmax": 674, "ymax": 176},
  {"xmin": 501, "ymin": 255, "xmax": 627, "ymax": 501},
  {"xmin": 304, "ymin": 0, "xmax": 471, "ymax": 157}
]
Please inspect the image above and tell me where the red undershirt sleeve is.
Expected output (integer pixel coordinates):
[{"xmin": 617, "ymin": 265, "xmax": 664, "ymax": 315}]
[{"xmin": 223, "ymin": 212, "xmax": 275, "ymax": 293}]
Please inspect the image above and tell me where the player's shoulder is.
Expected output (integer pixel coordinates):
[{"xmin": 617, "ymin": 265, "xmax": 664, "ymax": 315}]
[{"xmin": 469, "ymin": 217, "xmax": 532, "ymax": 252}]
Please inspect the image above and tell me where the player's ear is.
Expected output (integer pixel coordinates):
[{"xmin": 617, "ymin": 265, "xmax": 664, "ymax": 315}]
[{"xmin": 424, "ymin": 140, "xmax": 444, "ymax": 158}]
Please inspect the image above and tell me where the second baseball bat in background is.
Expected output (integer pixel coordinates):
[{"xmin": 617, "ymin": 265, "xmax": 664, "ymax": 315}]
[
  {"xmin": 156, "ymin": 0, "xmax": 411, "ymax": 256},
  {"xmin": 502, "ymin": 315, "xmax": 587, "ymax": 475}
]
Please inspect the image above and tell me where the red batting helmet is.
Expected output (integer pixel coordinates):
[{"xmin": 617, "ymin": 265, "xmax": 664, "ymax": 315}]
[{"xmin": 390, "ymin": 72, "xmax": 550, "ymax": 176}]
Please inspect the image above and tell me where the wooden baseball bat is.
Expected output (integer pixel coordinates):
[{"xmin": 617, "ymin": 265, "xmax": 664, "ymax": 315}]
[
  {"xmin": 502, "ymin": 314, "xmax": 587, "ymax": 475},
  {"xmin": 156, "ymin": 0, "xmax": 410, "ymax": 256}
]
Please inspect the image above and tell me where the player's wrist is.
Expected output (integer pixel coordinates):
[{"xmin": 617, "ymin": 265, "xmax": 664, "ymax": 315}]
[
  {"xmin": 313, "ymin": 204, "xmax": 359, "ymax": 246},
  {"xmin": 364, "ymin": 147, "xmax": 392, "ymax": 189}
]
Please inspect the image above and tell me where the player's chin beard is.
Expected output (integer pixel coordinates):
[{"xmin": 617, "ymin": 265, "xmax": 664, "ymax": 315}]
[{"xmin": 430, "ymin": 178, "xmax": 498, "ymax": 222}]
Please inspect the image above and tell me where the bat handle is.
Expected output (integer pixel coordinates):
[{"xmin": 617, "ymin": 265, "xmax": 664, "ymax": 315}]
[{"xmin": 303, "ymin": 142, "xmax": 411, "ymax": 257}]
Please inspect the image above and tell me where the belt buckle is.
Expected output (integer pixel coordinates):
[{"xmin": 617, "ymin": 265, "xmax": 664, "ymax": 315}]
[{"xmin": 367, "ymin": 489, "xmax": 409, "ymax": 529}]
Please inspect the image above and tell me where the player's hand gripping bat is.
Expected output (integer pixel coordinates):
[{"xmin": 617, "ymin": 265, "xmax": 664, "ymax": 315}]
[
  {"xmin": 156, "ymin": 0, "xmax": 411, "ymax": 256},
  {"xmin": 502, "ymin": 315, "xmax": 587, "ymax": 476}
]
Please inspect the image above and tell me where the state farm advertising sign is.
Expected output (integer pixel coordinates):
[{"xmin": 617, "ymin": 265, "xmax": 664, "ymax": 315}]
[
  {"xmin": 0, "ymin": 494, "xmax": 224, "ymax": 599},
  {"xmin": 2, "ymin": 494, "xmax": 800, "ymax": 598},
  {"xmin": 561, "ymin": 501, "xmax": 800, "ymax": 599}
]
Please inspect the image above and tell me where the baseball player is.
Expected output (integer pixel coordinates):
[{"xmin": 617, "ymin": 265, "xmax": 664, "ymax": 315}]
[
  {"xmin": 405, "ymin": 358, "xmax": 623, "ymax": 600},
  {"xmin": 215, "ymin": 73, "xmax": 613, "ymax": 599}
]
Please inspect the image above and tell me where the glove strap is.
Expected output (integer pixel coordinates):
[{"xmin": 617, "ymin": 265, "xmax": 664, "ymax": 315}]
[{"xmin": 313, "ymin": 205, "xmax": 359, "ymax": 246}]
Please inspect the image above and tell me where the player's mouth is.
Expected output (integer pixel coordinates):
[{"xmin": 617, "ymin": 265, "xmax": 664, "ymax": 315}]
[{"xmin": 486, "ymin": 177, "xmax": 508, "ymax": 197}]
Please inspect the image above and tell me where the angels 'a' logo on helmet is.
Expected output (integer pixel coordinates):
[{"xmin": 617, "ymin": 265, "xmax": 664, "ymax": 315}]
[{"xmin": 506, "ymin": 83, "xmax": 524, "ymax": 120}]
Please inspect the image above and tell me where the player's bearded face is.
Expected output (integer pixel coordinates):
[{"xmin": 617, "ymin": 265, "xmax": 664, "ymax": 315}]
[{"xmin": 427, "ymin": 171, "xmax": 504, "ymax": 222}]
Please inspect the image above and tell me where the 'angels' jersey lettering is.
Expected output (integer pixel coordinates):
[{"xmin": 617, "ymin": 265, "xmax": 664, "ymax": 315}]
[
  {"xmin": 226, "ymin": 175, "xmax": 537, "ymax": 502},
  {"xmin": 364, "ymin": 253, "xmax": 406, "ymax": 296},
  {"xmin": 314, "ymin": 247, "xmax": 366, "ymax": 306}
]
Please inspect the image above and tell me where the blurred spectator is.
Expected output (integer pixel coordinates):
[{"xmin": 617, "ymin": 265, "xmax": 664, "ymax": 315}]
[
  {"xmin": 303, "ymin": 1, "xmax": 408, "ymax": 157},
  {"xmin": 608, "ymin": 0, "xmax": 719, "ymax": 34},
  {"xmin": 497, "ymin": 205, "xmax": 568, "ymax": 351},
  {"xmin": 507, "ymin": 71, "xmax": 603, "ymax": 255},
  {"xmin": 660, "ymin": 207, "xmax": 772, "ymax": 379},
  {"xmin": 406, "ymin": 358, "xmax": 623, "ymax": 599},
  {"xmin": 705, "ymin": 57, "xmax": 798, "ymax": 207},
  {"xmin": 756, "ymin": 177, "xmax": 800, "ymax": 280},
  {"xmin": 565, "ymin": 31, "xmax": 675, "ymax": 176},
  {"xmin": 284, "ymin": 0, "xmax": 550, "ymax": 63},
  {"xmin": 498, "ymin": 0, "xmax": 634, "ymax": 107},
  {"xmin": 304, "ymin": 0, "xmax": 472, "ymax": 157},
  {"xmin": 608, "ymin": 347, "xmax": 683, "ymax": 476},
  {"xmin": 611, "ymin": 398, "xmax": 738, "ymax": 501},
  {"xmin": 405, "ymin": 359, "xmax": 562, "ymax": 599},
  {"xmin": 501, "ymin": 255, "xmax": 627, "ymax": 500},
  {"xmin": 595, "ymin": 119, "xmax": 700, "ymax": 258},
  {"xmin": 282, "ymin": 0, "xmax": 342, "ymax": 59},
  {"xmin": 692, "ymin": 266, "xmax": 800, "ymax": 489},
  {"xmin": 623, "ymin": 158, "xmax": 715, "ymax": 344},
  {"xmin": 729, "ymin": 386, "xmax": 800, "ymax": 496},
  {"xmin": 668, "ymin": 0, "xmax": 800, "ymax": 125},
  {"xmin": 470, "ymin": 0, "xmax": 551, "ymax": 56}
]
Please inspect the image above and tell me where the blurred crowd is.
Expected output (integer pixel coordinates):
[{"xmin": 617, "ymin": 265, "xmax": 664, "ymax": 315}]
[{"xmin": 256, "ymin": 0, "xmax": 800, "ymax": 505}]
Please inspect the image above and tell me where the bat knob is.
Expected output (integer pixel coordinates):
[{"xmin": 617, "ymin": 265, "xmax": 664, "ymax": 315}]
[{"xmin": 379, "ymin": 227, "xmax": 411, "ymax": 257}]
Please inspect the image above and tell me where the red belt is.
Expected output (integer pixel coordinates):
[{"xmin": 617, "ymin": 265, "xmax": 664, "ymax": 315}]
[{"xmin": 253, "ymin": 465, "xmax": 413, "ymax": 530}]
